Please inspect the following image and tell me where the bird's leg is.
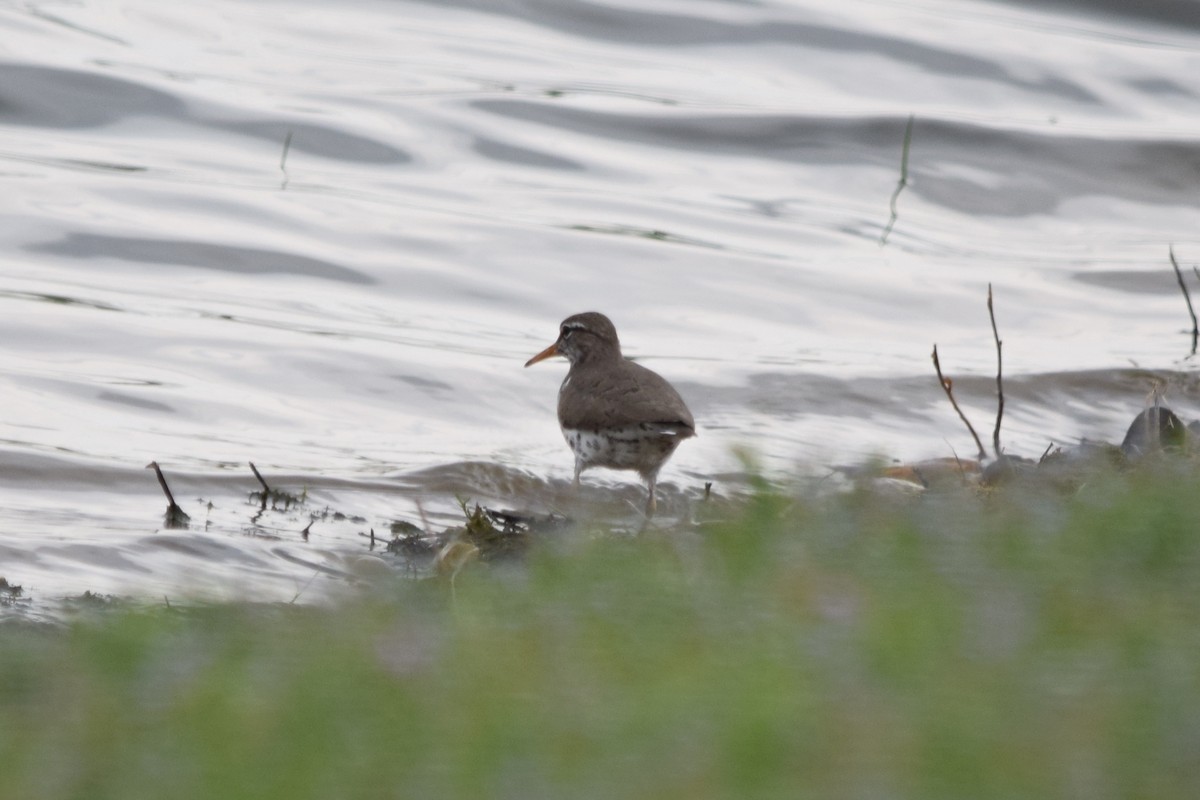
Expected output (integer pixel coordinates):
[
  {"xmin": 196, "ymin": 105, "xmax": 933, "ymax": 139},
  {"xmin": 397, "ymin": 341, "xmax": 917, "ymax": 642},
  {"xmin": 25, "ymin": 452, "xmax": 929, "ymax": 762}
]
[
  {"xmin": 572, "ymin": 458, "xmax": 583, "ymax": 490},
  {"xmin": 644, "ymin": 473, "xmax": 658, "ymax": 519}
]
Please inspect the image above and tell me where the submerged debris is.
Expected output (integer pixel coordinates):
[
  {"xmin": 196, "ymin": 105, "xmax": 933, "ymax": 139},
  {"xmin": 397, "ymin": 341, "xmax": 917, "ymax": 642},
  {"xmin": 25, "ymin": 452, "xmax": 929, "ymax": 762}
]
[
  {"xmin": 385, "ymin": 520, "xmax": 436, "ymax": 558},
  {"xmin": 484, "ymin": 508, "xmax": 571, "ymax": 536},
  {"xmin": 980, "ymin": 454, "xmax": 1037, "ymax": 486},
  {"xmin": 248, "ymin": 462, "xmax": 306, "ymax": 511},
  {"xmin": 0, "ymin": 577, "xmax": 29, "ymax": 608},
  {"xmin": 377, "ymin": 504, "xmax": 572, "ymax": 568},
  {"xmin": 446, "ymin": 499, "xmax": 529, "ymax": 560},
  {"xmin": 62, "ymin": 591, "xmax": 122, "ymax": 610}
]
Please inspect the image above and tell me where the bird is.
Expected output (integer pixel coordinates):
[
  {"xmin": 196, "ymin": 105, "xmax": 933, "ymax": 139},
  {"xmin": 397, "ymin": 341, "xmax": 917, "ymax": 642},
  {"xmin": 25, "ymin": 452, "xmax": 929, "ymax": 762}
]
[{"xmin": 524, "ymin": 311, "xmax": 695, "ymax": 518}]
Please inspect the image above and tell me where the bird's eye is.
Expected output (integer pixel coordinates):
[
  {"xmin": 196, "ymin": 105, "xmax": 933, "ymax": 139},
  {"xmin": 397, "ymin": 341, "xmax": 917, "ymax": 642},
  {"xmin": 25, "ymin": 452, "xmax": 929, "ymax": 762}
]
[{"xmin": 561, "ymin": 328, "xmax": 572, "ymax": 338}]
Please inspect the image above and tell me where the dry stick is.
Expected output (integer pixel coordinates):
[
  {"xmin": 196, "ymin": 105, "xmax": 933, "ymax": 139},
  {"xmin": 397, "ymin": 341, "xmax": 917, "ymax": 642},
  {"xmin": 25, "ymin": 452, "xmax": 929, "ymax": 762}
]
[
  {"xmin": 290, "ymin": 570, "xmax": 320, "ymax": 604},
  {"xmin": 987, "ymin": 283, "xmax": 1004, "ymax": 457},
  {"xmin": 931, "ymin": 345, "xmax": 988, "ymax": 461},
  {"xmin": 1038, "ymin": 441, "xmax": 1055, "ymax": 465},
  {"xmin": 1170, "ymin": 245, "xmax": 1199, "ymax": 355},
  {"xmin": 248, "ymin": 461, "xmax": 272, "ymax": 510},
  {"xmin": 249, "ymin": 461, "xmax": 271, "ymax": 494},
  {"xmin": 946, "ymin": 443, "xmax": 970, "ymax": 485},
  {"xmin": 146, "ymin": 461, "xmax": 178, "ymax": 507},
  {"xmin": 146, "ymin": 461, "xmax": 190, "ymax": 521},
  {"xmin": 880, "ymin": 114, "xmax": 915, "ymax": 245}
]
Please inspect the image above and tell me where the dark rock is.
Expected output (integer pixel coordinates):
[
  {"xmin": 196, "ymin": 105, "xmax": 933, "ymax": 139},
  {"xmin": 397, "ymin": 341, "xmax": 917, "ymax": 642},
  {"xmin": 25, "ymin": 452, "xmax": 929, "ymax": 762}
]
[{"xmin": 1121, "ymin": 406, "xmax": 1187, "ymax": 459}]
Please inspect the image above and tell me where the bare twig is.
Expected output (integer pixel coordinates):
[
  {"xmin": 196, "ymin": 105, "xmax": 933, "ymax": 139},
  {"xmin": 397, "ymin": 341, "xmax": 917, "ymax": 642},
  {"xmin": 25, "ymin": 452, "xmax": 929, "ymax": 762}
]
[
  {"xmin": 290, "ymin": 569, "xmax": 320, "ymax": 604},
  {"xmin": 249, "ymin": 461, "xmax": 271, "ymax": 493},
  {"xmin": 987, "ymin": 283, "xmax": 1004, "ymax": 457},
  {"xmin": 146, "ymin": 461, "xmax": 190, "ymax": 526},
  {"xmin": 1170, "ymin": 245, "xmax": 1198, "ymax": 355},
  {"xmin": 932, "ymin": 345, "xmax": 987, "ymax": 461},
  {"xmin": 1038, "ymin": 441, "xmax": 1055, "ymax": 465},
  {"xmin": 880, "ymin": 114, "xmax": 915, "ymax": 245},
  {"xmin": 249, "ymin": 461, "xmax": 272, "ymax": 510},
  {"xmin": 947, "ymin": 444, "xmax": 970, "ymax": 486},
  {"xmin": 147, "ymin": 461, "xmax": 179, "ymax": 507}
]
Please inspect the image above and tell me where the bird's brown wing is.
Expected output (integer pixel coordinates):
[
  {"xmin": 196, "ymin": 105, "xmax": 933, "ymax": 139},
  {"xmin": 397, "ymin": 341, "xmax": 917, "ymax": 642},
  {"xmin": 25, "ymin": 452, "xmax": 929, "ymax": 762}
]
[{"xmin": 559, "ymin": 359, "xmax": 695, "ymax": 435}]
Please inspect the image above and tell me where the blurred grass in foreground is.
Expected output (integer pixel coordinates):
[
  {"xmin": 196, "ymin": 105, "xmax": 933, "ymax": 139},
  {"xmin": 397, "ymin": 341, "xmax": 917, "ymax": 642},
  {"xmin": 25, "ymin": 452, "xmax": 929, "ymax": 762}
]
[{"xmin": 2, "ymin": 464, "xmax": 1200, "ymax": 800}]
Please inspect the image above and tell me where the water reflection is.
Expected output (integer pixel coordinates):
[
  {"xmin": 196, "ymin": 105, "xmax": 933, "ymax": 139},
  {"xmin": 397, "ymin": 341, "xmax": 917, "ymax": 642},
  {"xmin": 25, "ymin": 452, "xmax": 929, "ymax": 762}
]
[
  {"xmin": 29, "ymin": 233, "xmax": 376, "ymax": 283},
  {"xmin": 0, "ymin": 0, "xmax": 1197, "ymax": 609}
]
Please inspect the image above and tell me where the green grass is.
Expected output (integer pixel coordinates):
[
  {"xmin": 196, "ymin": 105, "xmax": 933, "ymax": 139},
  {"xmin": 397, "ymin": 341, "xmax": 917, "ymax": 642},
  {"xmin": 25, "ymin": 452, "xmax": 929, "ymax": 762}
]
[{"xmin": 3, "ymin": 465, "xmax": 1200, "ymax": 799}]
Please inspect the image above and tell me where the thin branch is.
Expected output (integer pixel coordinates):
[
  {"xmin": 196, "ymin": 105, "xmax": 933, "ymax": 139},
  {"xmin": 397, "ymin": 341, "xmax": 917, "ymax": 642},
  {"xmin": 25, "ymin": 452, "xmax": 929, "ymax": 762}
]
[
  {"xmin": 880, "ymin": 114, "xmax": 915, "ymax": 245},
  {"xmin": 147, "ymin": 461, "xmax": 178, "ymax": 507},
  {"xmin": 290, "ymin": 569, "xmax": 320, "ymax": 604},
  {"xmin": 146, "ymin": 461, "xmax": 190, "ymax": 526},
  {"xmin": 249, "ymin": 461, "xmax": 272, "ymax": 510},
  {"xmin": 249, "ymin": 461, "xmax": 271, "ymax": 494},
  {"xmin": 1170, "ymin": 245, "xmax": 1198, "ymax": 355},
  {"xmin": 931, "ymin": 345, "xmax": 987, "ymax": 462},
  {"xmin": 987, "ymin": 283, "xmax": 1004, "ymax": 458}
]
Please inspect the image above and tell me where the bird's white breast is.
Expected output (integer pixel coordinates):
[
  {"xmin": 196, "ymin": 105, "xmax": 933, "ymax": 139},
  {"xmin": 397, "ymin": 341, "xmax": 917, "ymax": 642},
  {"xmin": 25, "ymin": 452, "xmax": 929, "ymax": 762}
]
[{"xmin": 562, "ymin": 425, "xmax": 683, "ymax": 475}]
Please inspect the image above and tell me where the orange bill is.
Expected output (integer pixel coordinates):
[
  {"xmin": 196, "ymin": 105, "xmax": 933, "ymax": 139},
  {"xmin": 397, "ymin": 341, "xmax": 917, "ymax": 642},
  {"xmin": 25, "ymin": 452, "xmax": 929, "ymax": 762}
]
[{"xmin": 524, "ymin": 342, "xmax": 560, "ymax": 367}]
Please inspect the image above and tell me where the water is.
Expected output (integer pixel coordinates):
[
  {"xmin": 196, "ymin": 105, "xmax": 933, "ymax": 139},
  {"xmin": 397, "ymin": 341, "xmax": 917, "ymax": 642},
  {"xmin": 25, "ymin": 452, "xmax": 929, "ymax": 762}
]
[{"xmin": 2, "ymin": 0, "xmax": 1199, "ymax": 612}]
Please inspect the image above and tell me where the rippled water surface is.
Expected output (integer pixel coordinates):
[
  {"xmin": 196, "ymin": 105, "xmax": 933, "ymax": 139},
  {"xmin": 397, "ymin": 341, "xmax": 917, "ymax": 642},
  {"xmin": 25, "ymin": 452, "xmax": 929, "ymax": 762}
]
[{"xmin": 3, "ymin": 0, "xmax": 1200, "ymax": 611}]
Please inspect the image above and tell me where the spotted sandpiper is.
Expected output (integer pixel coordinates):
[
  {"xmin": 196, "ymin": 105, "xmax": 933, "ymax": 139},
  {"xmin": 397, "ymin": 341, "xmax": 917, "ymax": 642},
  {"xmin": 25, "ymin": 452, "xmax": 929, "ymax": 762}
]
[{"xmin": 525, "ymin": 311, "xmax": 695, "ymax": 517}]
